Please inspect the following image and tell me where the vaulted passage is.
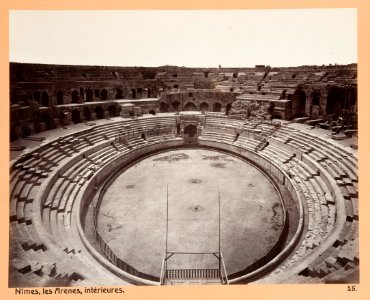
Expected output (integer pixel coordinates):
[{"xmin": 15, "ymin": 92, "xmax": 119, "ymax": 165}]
[
  {"xmin": 107, "ymin": 105, "xmax": 117, "ymax": 117},
  {"xmin": 160, "ymin": 102, "xmax": 169, "ymax": 113},
  {"xmin": 41, "ymin": 92, "xmax": 49, "ymax": 107},
  {"xmin": 184, "ymin": 102, "xmax": 197, "ymax": 111},
  {"xmin": 115, "ymin": 88, "xmax": 123, "ymax": 99},
  {"xmin": 184, "ymin": 124, "xmax": 197, "ymax": 137},
  {"xmin": 131, "ymin": 89, "xmax": 137, "ymax": 99},
  {"xmin": 94, "ymin": 106, "xmax": 104, "ymax": 119},
  {"xmin": 56, "ymin": 91, "xmax": 64, "ymax": 105},
  {"xmin": 172, "ymin": 101, "xmax": 180, "ymax": 112},
  {"xmin": 71, "ymin": 109, "xmax": 81, "ymax": 124},
  {"xmin": 101, "ymin": 89, "xmax": 108, "ymax": 100},
  {"xmin": 225, "ymin": 103, "xmax": 232, "ymax": 115},
  {"xmin": 292, "ymin": 90, "xmax": 306, "ymax": 118},
  {"xmin": 83, "ymin": 107, "xmax": 92, "ymax": 121},
  {"xmin": 86, "ymin": 89, "xmax": 93, "ymax": 102},
  {"xmin": 72, "ymin": 91, "xmax": 79, "ymax": 103},
  {"xmin": 200, "ymin": 102, "xmax": 209, "ymax": 112},
  {"xmin": 213, "ymin": 102, "xmax": 222, "ymax": 112},
  {"xmin": 40, "ymin": 112, "xmax": 53, "ymax": 129}
]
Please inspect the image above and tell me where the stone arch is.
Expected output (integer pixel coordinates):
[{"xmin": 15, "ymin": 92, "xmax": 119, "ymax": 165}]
[
  {"xmin": 80, "ymin": 87, "xmax": 85, "ymax": 99},
  {"xmin": 184, "ymin": 124, "xmax": 197, "ymax": 137},
  {"xmin": 86, "ymin": 88, "xmax": 93, "ymax": 102},
  {"xmin": 225, "ymin": 103, "xmax": 232, "ymax": 115},
  {"xmin": 40, "ymin": 112, "xmax": 53, "ymax": 129},
  {"xmin": 71, "ymin": 90, "xmax": 79, "ymax": 103},
  {"xmin": 101, "ymin": 89, "xmax": 108, "ymax": 100},
  {"xmin": 83, "ymin": 107, "xmax": 92, "ymax": 121},
  {"xmin": 213, "ymin": 102, "xmax": 222, "ymax": 112},
  {"xmin": 131, "ymin": 89, "xmax": 137, "ymax": 99},
  {"xmin": 137, "ymin": 88, "xmax": 143, "ymax": 98},
  {"xmin": 107, "ymin": 105, "xmax": 117, "ymax": 117},
  {"xmin": 41, "ymin": 92, "xmax": 49, "ymax": 107},
  {"xmin": 160, "ymin": 102, "xmax": 169, "ymax": 113},
  {"xmin": 292, "ymin": 90, "xmax": 307, "ymax": 118},
  {"xmin": 34, "ymin": 91, "xmax": 41, "ymax": 102},
  {"xmin": 199, "ymin": 102, "xmax": 209, "ymax": 112},
  {"xmin": 21, "ymin": 125, "xmax": 32, "ymax": 138},
  {"xmin": 115, "ymin": 88, "xmax": 123, "ymax": 99},
  {"xmin": 272, "ymin": 112, "xmax": 283, "ymax": 119},
  {"xmin": 94, "ymin": 89, "xmax": 101, "ymax": 99},
  {"xmin": 311, "ymin": 90, "xmax": 321, "ymax": 106},
  {"xmin": 71, "ymin": 109, "xmax": 81, "ymax": 124},
  {"xmin": 56, "ymin": 91, "xmax": 64, "ymax": 105},
  {"xmin": 184, "ymin": 102, "xmax": 197, "ymax": 111},
  {"xmin": 149, "ymin": 110, "xmax": 156, "ymax": 115},
  {"xmin": 326, "ymin": 87, "xmax": 345, "ymax": 115},
  {"xmin": 94, "ymin": 106, "xmax": 104, "ymax": 119},
  {"xmin": 10, "ymin": 125, "xmax": 22, "ymax": 141},
  {"xmin": 172, "ymin": 101, "xmax": 180, "ymax": 112}
]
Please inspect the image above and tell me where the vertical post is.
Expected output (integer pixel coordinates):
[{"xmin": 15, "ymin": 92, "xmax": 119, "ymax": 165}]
[
  {"xmin": 166, "ymin": 184, "xmax": 169, "ymax": 255},
  {"xmin": 218, "ymin": 185, "xmax": 221, "ymax": 273},
  {"xmin": 165, "ymin": 184, "xmax": 169, "ymax": 283}
]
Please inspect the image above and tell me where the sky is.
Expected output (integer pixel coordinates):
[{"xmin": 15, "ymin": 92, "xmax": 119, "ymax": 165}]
[{"xmin": 9, "ymin": 9, "xmax": 357, "ymax": 68}]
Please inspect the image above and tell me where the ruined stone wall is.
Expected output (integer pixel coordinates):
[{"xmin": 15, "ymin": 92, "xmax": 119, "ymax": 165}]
[
  {"xmin": 9, "ymin": 62, "xmax": 357, "ymax": 140},
  {"xmin": 158, "ymin": 90, "xmax": 235, "ymax": 113}
]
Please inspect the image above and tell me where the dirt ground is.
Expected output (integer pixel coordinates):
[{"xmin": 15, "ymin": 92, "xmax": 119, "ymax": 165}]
[{"xmin": 98, "ymin": 148, "xmax": 284, "ymax": 277}]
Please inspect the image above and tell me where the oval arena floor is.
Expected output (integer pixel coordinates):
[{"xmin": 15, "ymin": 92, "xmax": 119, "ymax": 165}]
[
  {"xmin": 97, "ymin": 149, "xmax": 284, "ymax": 277},
  {"xmin": 9, "ymin": 113, "xmax": 359, "ymax": 286}
]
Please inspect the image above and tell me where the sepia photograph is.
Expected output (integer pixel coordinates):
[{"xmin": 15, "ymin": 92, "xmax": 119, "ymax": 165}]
[{"xmin": 7, "ymin": 7, "xmax": 360, "ymax": 291}]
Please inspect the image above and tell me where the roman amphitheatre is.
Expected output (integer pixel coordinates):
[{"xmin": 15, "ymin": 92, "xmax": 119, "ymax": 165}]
[{"xmin": 9, "ymin": 63, "xmax": 358, "ymax": 286}]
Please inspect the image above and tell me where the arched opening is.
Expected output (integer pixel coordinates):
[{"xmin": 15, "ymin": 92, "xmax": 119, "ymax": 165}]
[
  {"xmin": 160, "ymin": 102, "xmax": 169, "ymax": 113},
  {"xmin": 272, "ymin": 113, "xmax": 283, "ymax": 119},
  {"xmin": 326, "ymin": 87, "xmax": 340, "ymax": 115},
  {"xmin": 184, "ymin": 102, "xmax": 197, "ymax": 111},
  {"xmin": 213, "ymin": 102, "xmax": 222, "ymax": 112},
  {"xmin": 94, "ymin": 106, "xmax": 104, "ymax": 119},
  {"xmin": 56, "ymin": 91, "xmax": 64, "ymax": 105},
  {"xmin": 40, "ymin": 112, "xmax": 52, "ymax": 130},
  {"xmin": 34, "ymin": 91, "xmax": 41, "ymax": 102},
  {"xmin": 225, "ymin": 103, "xmax": 232, "ymax": 115},
  {"xmin": 21, "ymin": 125, "xmax": 32, "ymax": 138},
  {"xmin": 80, "ymin": 87, "xmax": 85, "ymax": 99},
  {"xmin": 71, "ymin": 90, "xmax": 79, "ymax": 103},
  {"xmin": 137, "ymin": 88, "xmax": 143, "ymax": 99},
  {"xmin": 107, "ymin": 105, "xmax": 117, "ymax": 117},
  {"xmin": 184, "ymin": 124, "xmax": 197, "ymax": 137},
  {"xmin": 172, "ymin": 101, "xmax": 180, "ymax": 112},
  {"xmin": 28, "ymin": 93, "xmax": 34, "ymax": 101},
  {"xmin": 131, "ymin": 89, "xmax": 137, "ymax": 99},
  {"xmin": 115, "ymin": 88, "xmax": 123, "ymax": 99},
  {"xmin": 311, "ymin": 90, "xmax": 320, "ymax": 106},
  {"xmin": 309, "ymin": 90, "xmax": 321, "ymax": 118},
  {"xmin": 94, "ymin": 89, "xmax": 101, "ymax": 99},
  {"xmin": 86, "ymin": 89, "xmax": 93, "ymax": 102},
  {"xmin": 71, "ymin": 109, "xmax": 81, "ymax": 124},
  {"xmin": 101, "ymin": 89, "xmax": 108, "ymax": 100},
  {"xmin": 149, "ymin": 110, "xmax": 156, "ymax": 115},
  {"xmin": 83, "ymin": 107, "xmax": 92, "ymax": 121},
  {"xmin": 41, "ymin": 92, "xmax": 49, "ymax": 107},
  {"xmin": 199, "ymin": 102, "xmax": 209, "ymax": 112},
  {"xmin": 292, "ymin": 90, "xmax": 307, "ymax": 118}
]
